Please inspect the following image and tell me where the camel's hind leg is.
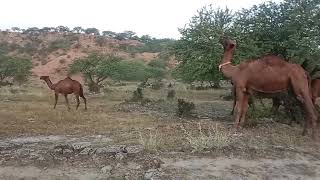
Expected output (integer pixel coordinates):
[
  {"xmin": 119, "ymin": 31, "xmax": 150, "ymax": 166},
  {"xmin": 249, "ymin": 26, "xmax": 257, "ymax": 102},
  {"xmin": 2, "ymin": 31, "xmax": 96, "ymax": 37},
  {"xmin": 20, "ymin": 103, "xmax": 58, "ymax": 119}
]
[
  {"xmin": 81, "ymin": 95, "xmax": 87, "ymax": 110},
  {"xmin": 75, "ymin": 95, "xmax": 80, "ymax": 110},
  {"xmin": 64, "ymin": 95, "xmax": 71, "ymax": 111},
  {"xmin": 54, "ymin": 93, "xmax": 59, "ymax": 109},
  {"xmin": 291, "ymin": 81, "xmax": 318, "ymax": 139},
  {"xmin": 79, "ymin": 85, "xmax": 87, "ymax": 110}
]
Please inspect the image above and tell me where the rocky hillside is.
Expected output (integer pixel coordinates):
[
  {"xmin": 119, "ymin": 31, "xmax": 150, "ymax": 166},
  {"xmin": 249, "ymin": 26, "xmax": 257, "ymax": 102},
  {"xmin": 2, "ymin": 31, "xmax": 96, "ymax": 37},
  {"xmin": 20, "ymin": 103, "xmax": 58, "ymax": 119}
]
[{"xmin": 0, "ymin": 30, "xmax": 176, "ymax": 82}]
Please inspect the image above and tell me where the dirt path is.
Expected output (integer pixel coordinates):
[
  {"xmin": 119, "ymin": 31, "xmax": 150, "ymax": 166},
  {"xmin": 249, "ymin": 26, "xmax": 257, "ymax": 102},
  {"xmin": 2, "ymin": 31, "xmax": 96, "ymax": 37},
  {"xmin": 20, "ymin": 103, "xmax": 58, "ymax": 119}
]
[{"xmin": 1, "ymin": 135, "xmax": 320, "ymax": 180}]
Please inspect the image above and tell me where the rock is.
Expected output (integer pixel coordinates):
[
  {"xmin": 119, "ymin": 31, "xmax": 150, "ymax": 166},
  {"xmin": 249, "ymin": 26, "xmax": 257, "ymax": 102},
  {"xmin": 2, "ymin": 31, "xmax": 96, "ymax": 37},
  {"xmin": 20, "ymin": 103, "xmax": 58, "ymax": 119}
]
[
  {"xmin": 144, "ymin": 169, "xmax": 161, "ymax": 180},
  {"xmin": 101, "ymin": 165, "xmax": 112, "ymax": 174},
  {"xmin": 72, "ymin": 142, "xmax": 91, "ymax": 152},
  {"xmin": 79, "ymin": 147, "xmax": 95, "ymax": 155},
  {"xmin": 115, "ymin": 152, "xmax": 127, "ymax": 161}
]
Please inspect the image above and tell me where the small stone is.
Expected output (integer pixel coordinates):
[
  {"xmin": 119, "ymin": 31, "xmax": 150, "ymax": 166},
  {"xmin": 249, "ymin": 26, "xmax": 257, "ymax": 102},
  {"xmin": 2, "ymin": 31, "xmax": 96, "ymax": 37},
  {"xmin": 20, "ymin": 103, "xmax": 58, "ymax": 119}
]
[
  {"xmin": 115, "ymin": 152, "xmax": 127, "ymax": 161},
  {"xmin": 144, "ymin": 169, "xmax": 160, "ymax": 180},
  {"xmin": 101, "ymin": 165, "xmax": 112, "ymax": 174}
]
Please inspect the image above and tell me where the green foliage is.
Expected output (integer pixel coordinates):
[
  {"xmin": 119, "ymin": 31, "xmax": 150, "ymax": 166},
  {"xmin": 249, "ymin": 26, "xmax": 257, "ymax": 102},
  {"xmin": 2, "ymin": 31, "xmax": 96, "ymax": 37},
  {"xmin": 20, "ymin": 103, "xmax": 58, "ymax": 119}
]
[
  {"xmin": 112, "ymin": 60, "xmax": 166, "ymax": 81},
  {"xmin": 69, "ymin": 53, "xmax": 122, "ymax": 81},
  {"xmin": 233, "ymin": 0, "xmax": 320, "ymax": 78},
  {"xmin": 0, "ymin": 54, "xmax": 32, "ymax": 84},
  {"xmin": 148, "ymin": 59, "xmax": 166, "ymax": 69},
  {"xmin": 172, "ymin": 6, "xmax": 233, "ymax": 84},
  {"xmin": 84, "ymin": 28, "xmax": 100, "ymax": 35},
  {"xmin": 174, "ymin": 0, "xmax": 320, "ymax": 82}
]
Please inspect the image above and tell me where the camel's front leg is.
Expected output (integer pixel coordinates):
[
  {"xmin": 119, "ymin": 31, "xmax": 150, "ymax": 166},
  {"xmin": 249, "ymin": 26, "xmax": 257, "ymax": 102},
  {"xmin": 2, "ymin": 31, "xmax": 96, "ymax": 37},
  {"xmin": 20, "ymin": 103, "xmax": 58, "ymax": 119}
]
[
  {"xmin": 239, "ymin": 94, "xmax": 249, "ymax": 126},
  {"xmin": 64, "ymin": 95, "xmax": 71, "ymax": 111},
  {"xmin": 54, "ymin": 93, "xmax": 59, "ymax": 109},
  {"xmin": 234, "ymin": 88, "xmax": 245, "ymax": 129}
]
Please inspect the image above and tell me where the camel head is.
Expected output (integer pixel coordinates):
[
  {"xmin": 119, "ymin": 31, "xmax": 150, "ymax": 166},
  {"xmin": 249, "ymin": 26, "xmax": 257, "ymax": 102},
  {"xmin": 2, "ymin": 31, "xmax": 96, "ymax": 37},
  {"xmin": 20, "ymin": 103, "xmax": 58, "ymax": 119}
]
[
  {"xmin": 40, "ymin": 76, "xmax": 49, "ymax": 80},
  {"xmin": 220, "ymin": 36, "xmax": 236, "ymax": 51}
]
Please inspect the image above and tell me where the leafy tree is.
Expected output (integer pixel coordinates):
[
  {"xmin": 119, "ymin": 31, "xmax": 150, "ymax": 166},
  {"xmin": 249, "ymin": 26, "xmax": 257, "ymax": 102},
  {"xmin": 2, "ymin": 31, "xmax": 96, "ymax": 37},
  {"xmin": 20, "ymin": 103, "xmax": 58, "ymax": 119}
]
[
  {"xmin": 148, "ymin": 59, "xmax": 167, "ymax": 69},
  {"xmin": 112, "ymin": 61, "xmax": 166, "ymax": 82},
  {"xmin": 11, "ymin": 27, "xmax": 20, "ymax": 32},
  {"xmin": 172, "ymin": 6, "xmax": 233, "ymax": 87},
  {"xmin": 233, "ymin": 0, "xmax": 320, "ymax": 78},
  {"xmin": 84, "ymin": 28, "xmax": 100, "ymax": 35},
  {"xmin": 102, "ymin": 30, "xmax": 117, "ymax": 38},
  {"xmin": 69, "ymin": 53, "xmax": 122, "ymax": 93},
  {"xmin": 0, "ymin": 54, "xmax": 32, "ymax": 85},
  {"xmin": 56, "ymin": 26, "xmax": 70, "ymax": 33},
  {"xmin": 72, "ymin": 26, "xmax": 84, "ymax": 34}
]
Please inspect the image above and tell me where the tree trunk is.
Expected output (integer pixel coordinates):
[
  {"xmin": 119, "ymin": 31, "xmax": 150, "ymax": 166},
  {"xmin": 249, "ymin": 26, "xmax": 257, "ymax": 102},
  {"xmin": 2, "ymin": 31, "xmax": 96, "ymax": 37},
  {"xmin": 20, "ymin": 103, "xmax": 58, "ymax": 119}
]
[{"xmin": 88, "ymin": 81, "xmax": 100, "ymax": 93}]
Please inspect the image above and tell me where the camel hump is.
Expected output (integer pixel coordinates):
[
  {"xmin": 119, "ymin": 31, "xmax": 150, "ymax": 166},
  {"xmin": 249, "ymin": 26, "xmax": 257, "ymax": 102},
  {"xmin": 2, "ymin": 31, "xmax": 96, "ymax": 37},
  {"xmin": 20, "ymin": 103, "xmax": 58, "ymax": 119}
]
[
  {"xmin": 65, "ymin": 76, "xmax": 73, "ymax": 80},
  {"xmin": 260, "ymin": 55, "xmax": 287, "ymax": 67}
]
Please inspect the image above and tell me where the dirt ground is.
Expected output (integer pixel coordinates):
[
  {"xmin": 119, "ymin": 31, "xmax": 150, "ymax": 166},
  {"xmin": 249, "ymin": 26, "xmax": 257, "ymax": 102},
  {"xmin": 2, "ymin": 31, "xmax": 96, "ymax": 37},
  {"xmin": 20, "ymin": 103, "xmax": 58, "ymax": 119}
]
[{"xmin": 0, "ymin": 83, "xmax": 320, "ymax": 180}]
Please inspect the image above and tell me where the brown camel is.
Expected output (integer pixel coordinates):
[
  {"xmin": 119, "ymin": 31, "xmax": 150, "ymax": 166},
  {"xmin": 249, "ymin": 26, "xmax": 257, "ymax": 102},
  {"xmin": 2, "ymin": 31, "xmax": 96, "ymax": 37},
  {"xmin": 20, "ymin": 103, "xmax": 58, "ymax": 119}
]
[
  {"xmin": 219, "ymin": 37, "xmax": 318, "ymax": 139},
  {"xmin": 40, "ymin": 76, "xmax": 87, "ymax": 110},
  {"xmin": 311, "ymin": 78, "xmax": 320, "ymax": 105}
]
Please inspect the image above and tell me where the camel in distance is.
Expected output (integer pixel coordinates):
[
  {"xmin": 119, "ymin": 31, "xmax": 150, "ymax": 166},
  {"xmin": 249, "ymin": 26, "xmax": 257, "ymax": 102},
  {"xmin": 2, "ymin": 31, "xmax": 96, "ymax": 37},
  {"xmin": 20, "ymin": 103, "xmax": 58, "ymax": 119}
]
[
  {"xmin": 219, "ymin": 36, "xmax": 318, "ymax": 139},
  {"xmin": 40, "ymin": 76, "xmax": 87, "ymax": 111}
]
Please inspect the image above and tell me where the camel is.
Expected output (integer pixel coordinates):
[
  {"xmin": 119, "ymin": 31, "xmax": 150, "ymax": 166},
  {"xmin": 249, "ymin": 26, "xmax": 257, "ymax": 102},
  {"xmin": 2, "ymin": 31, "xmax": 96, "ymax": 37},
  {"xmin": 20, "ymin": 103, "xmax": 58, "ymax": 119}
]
[
  {"xmin": 40, "ymin": 76, "xmax": 87, "ymax": 110},
  {"xmin": 311, "ymin": 78, "xmax": 320, "ymax": 105},
  {"xmin": 219, "ymin": 37, "xmax": 318, "ymax": 139}
]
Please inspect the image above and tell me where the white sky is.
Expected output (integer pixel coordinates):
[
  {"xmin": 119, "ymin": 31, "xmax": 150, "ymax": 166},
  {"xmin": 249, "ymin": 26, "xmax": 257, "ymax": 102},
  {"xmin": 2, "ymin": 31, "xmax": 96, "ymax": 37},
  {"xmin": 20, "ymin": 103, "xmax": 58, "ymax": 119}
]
[{"xmin": 0, "ymin": 0, "xmax": 281, "ymax": 39}]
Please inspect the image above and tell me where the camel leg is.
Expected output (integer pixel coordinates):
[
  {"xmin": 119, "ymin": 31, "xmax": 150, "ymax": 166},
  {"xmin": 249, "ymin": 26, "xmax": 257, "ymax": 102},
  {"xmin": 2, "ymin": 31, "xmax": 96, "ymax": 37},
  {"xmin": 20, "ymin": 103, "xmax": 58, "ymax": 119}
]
[
  {"xmin": 64, "ymin": 95, "xmax": 71, "ymax": 111},
  {"xmin": 240, "ymin": 94, "xmax": 249, "ymax": 126},
  {"xmin": 234, "ymin": 88, "xmax": 245, "ymax": 129},
  {"xmin": 54, "ymin": 93, "xmax": 58, "ymax": 109},
  {"xmin": 292, "ymin": 84, "xmax": 318, "ymax": 139},
  {"xmin": 231, "ymin": 89, "xmax": 236, "ymax": 115},
  {"xmin": 81, "ymin": 95, "xmax": 87, "ymax": 110},
  {"xmin": 75, "ymin": 95, "xmax": 80, "ymax": 110}
]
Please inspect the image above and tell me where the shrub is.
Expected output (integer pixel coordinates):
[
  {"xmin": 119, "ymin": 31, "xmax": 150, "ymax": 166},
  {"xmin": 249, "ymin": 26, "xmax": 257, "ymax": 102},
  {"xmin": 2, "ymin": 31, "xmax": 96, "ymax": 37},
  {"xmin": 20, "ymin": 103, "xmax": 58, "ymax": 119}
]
[
  {"xmin": 41, "ymin": 59, "xmax": 48, "ymax": 65},
  {"xmin": 139, "ymin": 130, "xmax": 162, "ymax": 153},
  {"xmin": 131, "ymin": 87, "xmax": 144, "ymax": 102},
  {"xmin": 59, "ymin": 59, "xmax": 66, "ymax": 64},
  {"xmin": 167, "ymin": 90, "xmax": 176, "ymax": 99},
  {"xmin": 177, "ymin": 99, "xmax": 195, "ymax": 117}
]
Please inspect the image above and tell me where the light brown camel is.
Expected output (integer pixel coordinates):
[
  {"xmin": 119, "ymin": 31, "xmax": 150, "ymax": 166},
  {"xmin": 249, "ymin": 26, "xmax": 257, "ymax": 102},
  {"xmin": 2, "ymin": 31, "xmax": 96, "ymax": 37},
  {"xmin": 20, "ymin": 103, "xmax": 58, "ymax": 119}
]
[
  {"xmin": 40, "ymin": 76, "xmax": 87, "ymax": 110},
  {"xmin": 219, "ymin": 37, "xmax": 318, "ymax": 139}
]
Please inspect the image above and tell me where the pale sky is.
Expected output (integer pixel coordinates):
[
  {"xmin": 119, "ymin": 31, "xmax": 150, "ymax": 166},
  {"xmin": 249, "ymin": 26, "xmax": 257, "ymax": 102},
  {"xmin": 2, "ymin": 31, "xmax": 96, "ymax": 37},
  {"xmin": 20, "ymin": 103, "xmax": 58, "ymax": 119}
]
[{"xmin": 0, "ymin": 0, "xmax": 281, "ymax": 39}]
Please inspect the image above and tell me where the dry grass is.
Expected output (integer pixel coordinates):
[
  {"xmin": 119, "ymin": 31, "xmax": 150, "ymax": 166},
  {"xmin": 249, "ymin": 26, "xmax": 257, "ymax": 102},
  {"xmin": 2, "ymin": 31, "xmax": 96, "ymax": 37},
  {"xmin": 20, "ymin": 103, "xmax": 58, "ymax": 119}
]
[
  {"xmin": 139, "ymin": 129, "xmax": 163, "ymax": 153},
  {"xmin": 0, "ymin": 83, "xmax": 319, "ymax": 158},
  {"xmin": 181, "ymin": 122, "xmax": 232, "ymax": 152}
]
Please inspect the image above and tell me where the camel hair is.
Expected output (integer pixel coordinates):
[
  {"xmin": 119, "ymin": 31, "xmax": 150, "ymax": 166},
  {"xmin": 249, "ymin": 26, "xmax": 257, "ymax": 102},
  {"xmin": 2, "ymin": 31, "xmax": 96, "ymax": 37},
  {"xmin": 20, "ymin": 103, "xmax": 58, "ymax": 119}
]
[
  {"xmin": 40, "ymin": 76, "xmax": 87, "ymax": 110},
  {"xmin": 219, "ymin": 37, "xmax": 318, "ymax": 139}
]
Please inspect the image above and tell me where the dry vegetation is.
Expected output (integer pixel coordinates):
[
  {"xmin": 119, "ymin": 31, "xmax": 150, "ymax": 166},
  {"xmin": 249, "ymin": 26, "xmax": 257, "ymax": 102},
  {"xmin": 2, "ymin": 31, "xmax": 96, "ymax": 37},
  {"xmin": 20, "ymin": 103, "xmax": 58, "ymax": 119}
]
[{"xmin": 0, "ymin": 82, "xmax": 320, "ymax": 179}]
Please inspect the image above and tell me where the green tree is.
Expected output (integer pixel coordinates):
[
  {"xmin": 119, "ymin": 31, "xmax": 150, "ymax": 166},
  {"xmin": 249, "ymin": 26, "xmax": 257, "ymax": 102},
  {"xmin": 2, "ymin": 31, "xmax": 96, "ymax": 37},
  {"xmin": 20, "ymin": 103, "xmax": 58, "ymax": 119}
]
[
  {"xmin": 69, "ymin": 53, "xmax": 122, "ymax": 93},
  {"xmin": 84, "ymin": 28, "xmax": 100, "ymax": 35},
  {"xmin": 102, "ymin": 31, "xmax": 116, "ymax": 38},
  {"xmin": 0, "ymin": 54, "xmax": 32, "ymax": 85},
  {"xmin": 72, "ymin": 26, "xmax": 84, "ymax": 34},
  {"xmin": 233, "ymin": 0, "xmax": 320, "ymax": 78},
  {"xmin": 172, "ymin": 6, "xmax": 233, "ymax": 87}
]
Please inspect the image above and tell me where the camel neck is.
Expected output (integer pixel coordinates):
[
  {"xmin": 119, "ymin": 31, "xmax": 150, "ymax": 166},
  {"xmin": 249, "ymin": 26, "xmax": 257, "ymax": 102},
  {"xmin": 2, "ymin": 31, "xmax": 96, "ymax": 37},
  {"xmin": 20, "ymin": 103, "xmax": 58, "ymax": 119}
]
[
  {"xmin": 220, "ymin": 48, "xmax": 237, "ymax": 79},
  {"xmin": 44, "ymin": 78, "xmax": 54, "ymax": 90}
]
